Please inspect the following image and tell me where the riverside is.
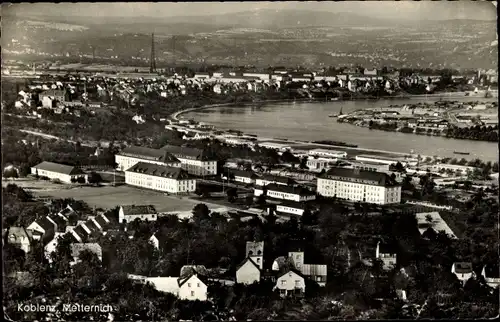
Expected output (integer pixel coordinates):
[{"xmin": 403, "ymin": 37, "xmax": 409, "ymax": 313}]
[{"xmin": 183, "ymin": 96, "xmax": 498, "ymax": 162}]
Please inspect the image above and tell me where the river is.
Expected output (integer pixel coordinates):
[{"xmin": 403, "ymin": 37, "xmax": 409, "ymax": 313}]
[{"xmin": 184, "ymin": 97, "xmax": 498, "ymax": 162}]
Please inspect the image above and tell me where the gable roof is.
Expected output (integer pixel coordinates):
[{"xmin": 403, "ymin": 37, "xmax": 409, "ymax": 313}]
[
  {"xmin": 178, "ymin": 273, "xmax": 209, "ymax": 287},
  {"xmin": 37, "ymin": 216, "xmax": 56, "ymax": 232},
  {"xmin": 126, "ymin": 162, "xmax": 192, "ymax": 180},
  {"xmin": 236, "ymin": 256, "xmax": 261, "ymax": 272},
  {"xmin": 259, "ymin": 174, "xmax": 297, "ymax": 185},
  {"xmin": 180, "ymin": 265, "xmax": 208, "ymax": 278},
  {"xmin": 483, "ymin": 264, "xmax": 500, "ymax": 279},
  {"xmin": 121, "ymin": 205, "xmax": 157, "ymax": 216},
  {"xmin": 48, "ymin": 214, "xmax": 67, "ymax": 231},
  {"xmin": 226, "ymin": 168, "xmax": 257, "ymax": 179},
  {"xmin": 94, "ymin": 215, "xmax": 109, "ymax": 230},
  {"xmin": 454, "ymin": 262, "xmax": 473, "ymax": 274},
  {"xmin": 71, "ymin": 243, "xmax": 102, "ymax": 259},
  {"xmin": 84, "ymin": 219, "xmax": 101, "ymax": 235},
  {"xmin": 266, "ymin": 184, "xmax": 315, "ymax": 196},
  {"xmin": 377, "ymin": 241, "xmax": 397, "ymax": 255},
  {"xmin": 276, "ymin": 268, "xmax": 306, "ymax": 280},
  {"xmin": 7, "ymin": 226, "xmax": 33, "ymax": 241},
  {"xmin": 320, "ymin": 167, "xmax": 400, "ymax": 187},
  {"xmin": 58, "ymin": 205, "xmax": 77, "ymax": 218},
  {"xmin": 32, "ymin": 161, "xmax": 85, "ymax": 176},
  {"xmin": 119, "ymin": 145, "xmax": 180, "ymax": 163},
  {"xmin": 72, "ymin": 225, "xmax": 89, "ymax": 242},
  {"xmin": 246, "ymin": 241, "xmax": 264, "ymax": 257},
  {"xmin": 162, "ymin": 144, "xmax": 215, "ymax": 161}
]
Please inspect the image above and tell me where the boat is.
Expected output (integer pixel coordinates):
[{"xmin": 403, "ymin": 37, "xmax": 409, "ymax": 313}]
[{"xmin": 453, "ymin": 151, "xmax": 470, "ymax": 156}]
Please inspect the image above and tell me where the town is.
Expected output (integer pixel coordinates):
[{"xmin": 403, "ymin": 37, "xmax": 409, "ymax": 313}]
[{"xmin": 3, "ymin": 2, "xmax": 499, "ymax": 322}]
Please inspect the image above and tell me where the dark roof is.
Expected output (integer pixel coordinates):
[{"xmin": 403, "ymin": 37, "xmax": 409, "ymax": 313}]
[
  {"xmin": 276, "ymin": 268, "xmax": 306, "ymax": 280},
  {"xmin": 259, "ymin": 174, "xmax": 297, "ymax": 185},
  {"xmin": 178, "ymin": 273, "xmax": 209, "ymax": 287},
  {"xmin": 121, "ymin": 205, "xmax": 157, "ymax": 216},
  {"xmin": 94, "ymin": 215, "xmax": 109, "ymax": 230},
  {"xmin": 180, "ymin": 265, "xmax": 209, "ymax": 278},
  {"xmin": 266, "ymin": 184, "xmax": 315, "ymax": 196},
  {"xmin": 454, "ymin": 262, "xmax": 473, "ymax": 274},
  {"xmin": 72, "ymin": 225, "xmax": 89, "ymax": 242},
  {"xmin": 483, "ymin": 264, "xmax": 500, "ymax": 279},
  {"xmin": 226, "ymin": 168, "xmax": 257, "ymax": 179},
  {"xmin": 126, "ymin": 162, "xmax": 192, "ymax": 180},
  {"xmin": 59, "ymin": 205, "xmax": 76, "ymax": 218},
  {"xmin": 246, "ymin": 241, "xmax": 264, "ymax": 257},
  {"xmin": 320, "ymin": 167, "xmax": 400, "ymax": 187},
  {"xmin": 277, "ymin": 200, "xmax": 308, "ymax": 210},
  {"xmin": 32, "ymin": 161, "xmax": 85, "ymax": 176},
  {"xmin": 236, "ymin": 257, "xmax": 261, "ymax": 271},
  {"xmin": 84, "ymin": 219, "xmax": 101, "ymax": 235},
  {"xmin": 48, "ymin": 214, "xmax": 67, "ymax": 231},
  {"xmin": 119, "ymin": 146, "xmax": 180, "ymax": 163},
  {"xmin": 37, "ymin": 216, "xmax": 56, "ymax": 232},
  {"xmin": 378, "ymin": 241, "xmax": 397, "ymax": 255},
  {"xmin": 162, "ymin": 144, "xmax": 215, "ymax": 161}
]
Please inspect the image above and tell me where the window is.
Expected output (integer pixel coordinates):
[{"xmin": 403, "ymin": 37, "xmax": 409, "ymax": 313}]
[
  {"xmin": 197, "ymin": 283, "xmax": 200, "ymax": 287},
  {"xmin": 188, "ymin": 283, "xmax": 191, "ymax": 287},
  {"xmin": 191, "ymin": 291, "xmax": 195, "ymax": 296},
  {"xmin": 295, "ymin": 280, "xmax": 300, "ymax": 286},
  {"xmin": 256, "ymin": 258, "xmax": 261, "ymax": 263},
  {"xmin": 316, "ymin": 276, "xmax": 322, "ymax": 282},
  {"xmin": 281, "ymin": 280, "xmax": 286, "ymax": 285}
]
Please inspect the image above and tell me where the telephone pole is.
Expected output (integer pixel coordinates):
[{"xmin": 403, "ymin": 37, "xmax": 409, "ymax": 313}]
[{"xmin": 150, "ymin": 33, "xmax": 157, "ymax": 73}]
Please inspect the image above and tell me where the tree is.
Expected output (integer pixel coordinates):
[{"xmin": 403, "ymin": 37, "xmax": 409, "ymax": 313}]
[
  {"xmin": 87, "ymin": 172, "xmax": 102, "ymax": 185},
  {"xmin": 226, "ymin": 188, "xmax": 238, "ymax": 203},
  {"xmin": 192, "ymin": 203, "xmax": 210, "ymax": 221}
]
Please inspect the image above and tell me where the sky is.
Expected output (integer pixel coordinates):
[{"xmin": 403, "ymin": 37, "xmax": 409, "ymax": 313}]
[{"xmin": 3, "ymin": 1, "xmax": 497, "ymax": 21}]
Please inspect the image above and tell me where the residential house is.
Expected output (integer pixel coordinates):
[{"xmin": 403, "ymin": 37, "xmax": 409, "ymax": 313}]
[
  {"xmin": 115, "ymin": 145, "xmax": 181, "ymax": 172},
  {"xmin": 125, "ymin": 162, "xmax": 196, "ymax": 194},
  {"xmin": 223, "ymin": 169, "xmax": 258, "ymax": 184},
  {"xmin": 376, "ymin": 241, "xmax": 397, "ymax": 271},
  {"xmin": 27, "ymin": 216, "xmax": 56, "ymax": 241},
  {"xmin": 71, "ymin": 224, "xmax": 90, "ymax": 243},
  {"xmin": 415, "ymin": 212, "xmax": 457, "ymax": 239},
  {"xmin": 70, "ymin": 243, "xmax": 103, "ymax": 266},
  {"xmin": 246, "ymin": 241, "xmax": 264, "ymax": 269},
  {"xmin": 276, "ymin": 201, "xmax": 308, "ymax": 216},
  {"xmin": 255, "ymin": 174, "xmax": 297, "ymax": 187},
  {"xmin": 481, "ymin": 264, "xmax": 500, "ymax": 289},
  {"xmin": 306, "ymin": 157, "xmax": 332, "ymax": 173},
  {"xmin": 48, "ymin": 213, "xmax": 68, "ymax": 233},
  {"xmin": 452, "ymin": 262, "xmax": 475, "ymax": 285},
  {"xmin": 317, "ymin": 167, "xmax": 401, "ymax": 205},
  {"xmin": 149, "ymin": 233, "xmax": 160, "ymax": 250},
  {"xmin": 44, "ymin": 232, "xmax": 65, "ymax": 262},
  {"xmin": 265, "ymin": 184, "xmax": 316, "ymax": 202},
  {"xmin": 364, "ymin": 68, "xmax": 378, "ymax": 76},
  {"xmin": 40, "ymin": 89, "xmax": 65, "ymax": 108},
  {"xmin": 236, "ymin": 257, "xmax": 261, "ymax": 285},
  {"xmin": 162, "ymin": 145, "xmax": 218, "ymax": 176},
  {"xmin": 273, "ymin": 269, "xmax": 306, "ymax": 297},
  {"xmin": 31, "ymin": 161, "xmax": 88, "ymax": 184},
  {"xmin": 118, "ymin": 205, "xmax": 158, "ymax": 224},
  {"xmin": 272, "ymin": 250, "xmax": 327, "ymax": 286},
  {"xmin": 6, "ymin": 227, "xmax": 33, "ymax": 254},
  {"xmin": 178, "ymin": 273, "xmax": 209, "ymax": 301}
]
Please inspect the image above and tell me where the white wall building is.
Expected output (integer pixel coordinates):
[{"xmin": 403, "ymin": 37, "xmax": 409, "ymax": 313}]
[
  {"xmin": 273, "ymin": 270, "xmax": 306, "ymax": 297},
  {"xmin": 276, "ymin": 201, "xmax": 306, "ymax": 216},
  {"xmin": 258, "ymin": 142, "xmax": 292, "ymax": 152},
  {"xmin": 178, "ymin": 274, "xmax": 208, "ymax": 301},
  {"xmin": 355, "ymin": 154, "xmax": 408, "ymax": 167},
  {"xmin": 308, "ymin": 149, "xmax": 347, "ymax": 159},
  {"xmin": 317, "ymin": 167, "xmax": 401, "ymax": 204},
  {"xmin": 265, "ymin": 184, "xmax": 316, "ymax": 202},
  {"xmin": 118, "ymin": 205, "xmax": 158, "ymax": 224},
  {"xmin": 162, "ymin": 145, "xmax": 218, "ymax": 176},
  {"xmin": 306, "ymin": 158, "xmax": 332, "ymax": 172},
  {"xmin": 31, "ymin": 161, "xmax": 88, "ymax": 184},
  {"xmin": 115, "ymin": 145, "xmax": 181, "ymax": 172},
  {"xmin": 451, "ymin": 262, "xmax": 475, "ymax": 285},
  {"xmin": 125, "ymin": 162, "xmax": 196, "ymax": 194}
]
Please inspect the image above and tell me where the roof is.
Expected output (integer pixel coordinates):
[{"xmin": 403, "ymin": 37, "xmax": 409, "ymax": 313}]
[
  {"xmin": 84, "ymin": 219, "xmax": 101, "ymax": 235},
  {"xmin": 246, "ymin": 241, "xmax": 264, "ymax": 257},
  {"xmin": 41, "ymin": 89, "xmax": 65, "ymax": 97},
  {"xmin": 454, "ymin": 262, "xmax": 473, "ymax": 274},
  {"xmin": 378, "ymin": 241, "xmax": 397, "ymax": 255},
  {"xmin": 180, "ymin": 265, "xmax": 208, "ymax": 278},
  {"xmin": 226, "ymin": 168, "xmax": 257, "ymax": 179},
  {"xmin": 319, "ymin": 167, "xmax": 400, "ymax": 187},
  {"xmin": 94, "ymin": 215, "xmax": 109, "ymax": 230},
  {"xmin": 120, "ymin": 205, "xmax": 157, "ymax": 216},
  {"xmin": 144, "ymin": 277, "xmax": 180, "ymax": 294},
  {"xmin": 301, "ymin": 264, "xmax": 327, "ymax": 277},
  {"xmin": 483, "ymin": 264, "xmax": 500, "ymax": 279},
  {"xmin": 58, "ymin": 205, "xmax": 76, "ymax": 218},
  {"xmin": 125, "ymin": 162, "xmax": 191, "ymax": 180},
  {"xmin": 259, "ymin": 174, "xmax": 297, "ymax": 185},
  {"xmin": 48, "ymin": 214, "xmax": 67, "ymax": 231},
  {"xmin": 415, "ymin": 212, "xmax": 457, "ymax": 239},
  {"xmin": 7, "ymin": 227, "xmax": 32, "ymax": 241},
  {"xmin": 277, "ymin": 200, "xmax": 308, "ymax": 210},
  {"xmin": 276, "ymin": 268, "xmax": 306, "ymax": 280},
  {"xmin": 178, "ymin": 273, "xmax": 209, "ymax": 287},
  {"xmin": 37, "ymin": 216, "xmax": 56, "ymax": 232},
  {"xmin": 162, "ymin": 144, "xmax": 214, "ymax": 161},
  {"xmin": 266, "ymin": 184, "xmax": 315, "ymax": 196},
  {"xmin": 119, "ymin": 146, "xmax": 180, "ymax": 163},
  {"xmin": 236, "ymin": 257, "xmax": 261, "ymax": 271},
  {"xmin": 32, "ymin": 161, "xmax": 85, "ymax": 176},
  {"xmin": 72, "ymin": 225, "xmax": 89, "ymax": 241},
  {"xmin": 71, "ymin": 243, "xmax": 102, "ymax": 259}
]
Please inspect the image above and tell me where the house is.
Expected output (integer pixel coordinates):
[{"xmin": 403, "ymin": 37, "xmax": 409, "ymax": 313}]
[
  {"xmin": 178, "ymin": 273, "xmax": 209, "ymax": 301},
  {"xmin": 364, "ymin": 68, "xmax": 378, "ymax": 76},
  {"xmin": 415, "ymin": 212, "xmax": 457, "ymax": 239},
  {"xmin": 115, "ymin": 145, "xmax": 181, "ymax": 171},
  {"xmin": 481, "ymin": 264, "xmax": 500, "ymax": 289},
  {"xmin": 246, "ymin": 241, "xmax": 264, "ymax": 269},
  {"xmin": 44, "ymin": 232, "xmax": 65, "ymax": 262},
  {"xmin": 355, "ymin": 155, "xmax": 407, "ymax": 167},
  {"xmin": 48, "ymin": 213, "xmax": 68, "ymax": 233},
  {"xmin": 223, "ymin": 169, "xmax": 257, "ymax": 184},
  {"xmin": 308, "ymin": 149, "xmax": 347, "ymax": 159},
  {"xmin": 317, "ymin": 167, "xmax": 401, "ymax": 205},
  {"xmin": 40, "ymin": 89, "xmax": 65, "ymax": 108},
  {"xmin": 273, "ymin": 269, "xmax": 306, "ymax": 297},
  {"xmin": 236, "ymin": 257, "xmax": 261, "ymax": 285},
  {"xmin": 31, "ymin": 161, "xmax": 88, "ymax": 184},
  {"xmin": 255, "ymin": 174, "xmax": 297, "ymax": 187},
  {"xmin": 306, "ymin": 158, "xmax": 332, "ymax": 172},
  {"xmin": 70, "ymin": 243, "xmax": 103, "ymax": 266},
  {"xmin": 376, "ymin": 241, "xmax": 397, "ymax": 271},
  {"xmin": 149, "ymin": 233, "xmax": 160, "ymax": 250},
  {"xmin": 162, "ymin": 145, "xmax": 218, "ymax": 176},
  {"xmin": 125, "ymin": 162, "xmax": 196, "ymax": 194},
  {"xmin": 276, "ymin": 201, "xmax": 308, "ymax": 216},
  {"xmin": 27, "ymin": 216, "xmax": 56, "ymax": 241},
  {"xmin": 71, "ymin": 224, "xmax": 90, "ymax": 243},
  {"xmin": 451, "ymin": 262, "xmax": 475, "ymax": 285},
  {"xmin": 265, "ymin": 184, "xmax": 316, "ymax": 202},
  {"xmin": 272, "ymin": 250, "xmax": 327, "ymax": 286},
  {"xmin": 258, "ymin": 142, "xmax": 292, "ymax": 152},
  {"xmin": 6, "ymin": 227, "xmax": 33, "ymax": 254},
  {"xmin": 118, "ymin": 205, "xmax": 158, "ymax": 224}
]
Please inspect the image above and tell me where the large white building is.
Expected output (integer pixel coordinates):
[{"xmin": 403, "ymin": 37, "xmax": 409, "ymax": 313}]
[
  {"xmin": 162, "ymin": 145, "xmax": 218, "ymax": 176},
  {"xmin": 125, "ymin": 162, "xmax": 196, "ymax": 194},
  {"xmin": 31, "ymin": 161, "xmax": 88, "ymax": 184},
  {"xmin": 355, "ymin": 154, "xmax": 408, "ymax": 167},
  {"xmin": 308, "ymin": 149, "xmax": 347, "ymax": 159},
  {"xmin": 258, "ymin": 142, "xmax": 292, "ymax": 152},
  {"xmin": 115, "ymin": 145, "xmax": 181, "ymax": 172},
  {"xmin": 265, "ymin": 184, "xmax": 316, "ymax": 202},
  {"xmin": 317, "ymin": 167, "xmax": 401, "ymax": 204}
]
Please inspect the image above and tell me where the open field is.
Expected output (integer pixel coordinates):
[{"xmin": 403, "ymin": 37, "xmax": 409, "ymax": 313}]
[{"xmin": 3, "ymin": 178, "xmax": 224, "ymax": 213}]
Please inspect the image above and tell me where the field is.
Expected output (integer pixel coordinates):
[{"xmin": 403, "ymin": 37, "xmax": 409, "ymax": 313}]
[{"xmin": 4, "ymin": 179, "xmax": 224, "ymax": 214}]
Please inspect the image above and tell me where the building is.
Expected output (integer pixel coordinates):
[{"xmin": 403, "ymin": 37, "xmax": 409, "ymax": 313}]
[
  {"xmin": 125, "ymin": 162, "xmax": 196, "ymax": 194},
  {"xmin": 162, "ymin": 145, "xmax": 218, "ymax": 176},
  {"xmin": 222, "ymin": 169, "xmax": 258, "ymax": 184},
  {"xmin": 255, "ymin": 174, "xmax": 297, "ymax": 187},
  {"xmin": 236, "ymin": 257, "xmax": 261, "ymax": 285},
  {"xmin": 265, "ymin": 184, "xmax": 316, "ymax": 202},
  {"xmin": 40, "ymin": 89, "xmax": 65, "ymax": 108},
  {"xmin": 317, "ymin": 167, "xmax": 401, "ymax": 205},
  {"xmin": 27, "ymin": 216, "xmax": 56, "ymax": 241},
  {"xmin": 272, "ymin": 250, "xmax": 327, "ymax": 286},
  {"xmin": 355, "ymin": 155, "xmax": 407, "ymax": 167},
  {"xmin": 364, "ymin": 68, "xmax": 378, "ymax": 76},
  {"xmin": 415, "ymin": 212, "xmax": 457, "ymax": 239},
  {"xmin": 349, "ymin": 160, "xmax": 392, "ymax": 172},
  {"xmin": 118, "ymin": 205, "xmax": 158, "ymax": 223},
  {"xmin": 306, "ymin": 158, "xmax": 332, "ymax": 172},
  {"xmin": 70, "ymin": 243, "xmax": 103, "ymax": 266},
  {"xmin": 276, "ymin": 201, "xmax": 308, "ymax": 216},
  {"xmin": 308, "ymin": 149, "xmax": 347, "ymax": 159},
  {"xmin": 376, "ymin": 241, "xmax": 397, "ymax": 271},
  {"xmin": 481, "ymin": 265, "xmax": 500, "ymax": 289},
  {"xmin": 246, "ymin": 241, "xmax": 264, "ymax": 269},
  {"xmin": 115, "ymin": 145, "xmax": 181, "ymax": 171},
  {"xmin": 6, "ymin": 227, "xmax": 33, "ymax": 254},
  {"xmin": 178, "ymin": 273, "xmax": 209, "ymax": 301},
  {"xmin": 451, "ymin": 262, "xmax": 475, "ymax": 285},
  {"xmin": 44, "ymin": 232, "xmax": 65, "ymax": 262},
  {"xmin": 31, "ymin": 161, "xmax": 88, "ymax": 184},
  {"xmin": 273, "ymin": 269, "xmax": 306, "ymax": 297},
  {"xmin": 258, "ymin": 142, "xmax": 292, "ymax": 152}
]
